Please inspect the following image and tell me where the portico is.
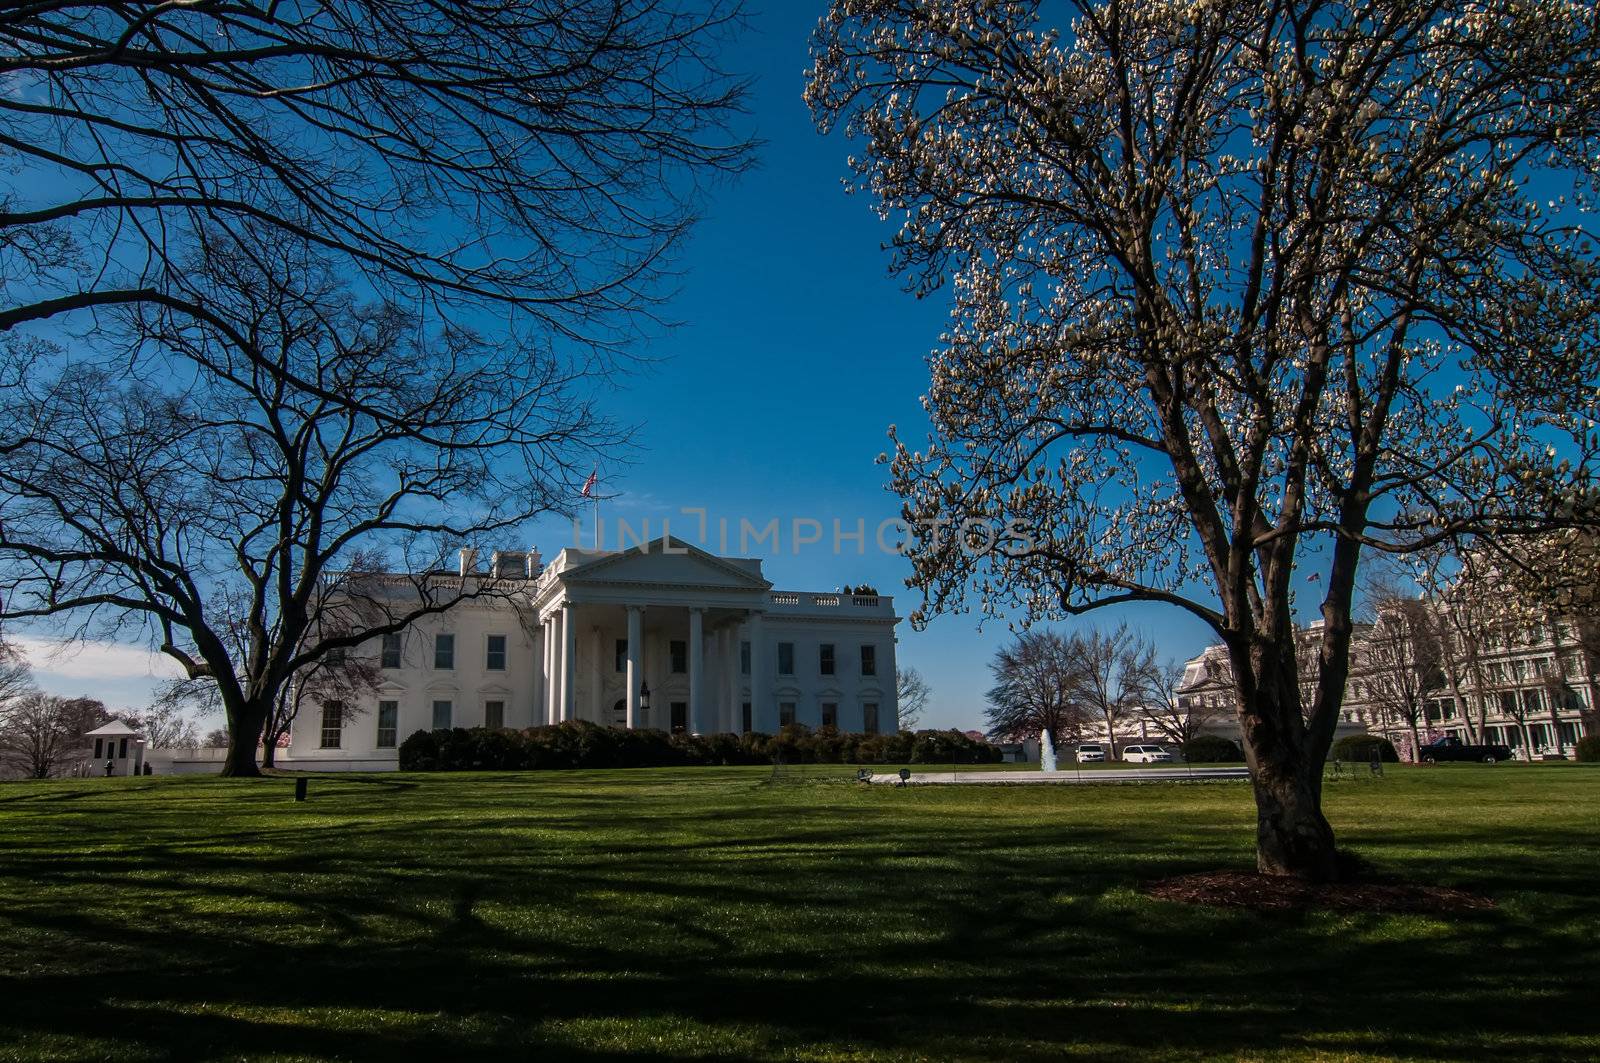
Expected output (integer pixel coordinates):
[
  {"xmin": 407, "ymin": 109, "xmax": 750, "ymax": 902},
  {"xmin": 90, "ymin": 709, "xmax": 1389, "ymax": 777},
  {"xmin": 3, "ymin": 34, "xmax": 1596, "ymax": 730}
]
[{"xmin": 532, "ymin": 540, "xmax": 775, "ymax": 733}]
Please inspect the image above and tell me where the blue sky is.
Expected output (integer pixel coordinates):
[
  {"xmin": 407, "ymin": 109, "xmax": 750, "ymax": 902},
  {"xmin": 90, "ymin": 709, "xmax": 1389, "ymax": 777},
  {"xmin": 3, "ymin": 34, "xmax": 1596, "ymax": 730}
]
[{"xmin": 20, "ymin": 3, "xmax": 1220, "ymax": 727}]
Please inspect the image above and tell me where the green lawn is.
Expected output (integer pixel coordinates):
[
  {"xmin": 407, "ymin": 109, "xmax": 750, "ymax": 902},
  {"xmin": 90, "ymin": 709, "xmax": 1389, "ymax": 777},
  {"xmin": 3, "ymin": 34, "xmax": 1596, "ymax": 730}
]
[{"xmin": 0, "ymin": 766, "xmax": 1595, "ymax": 1061}]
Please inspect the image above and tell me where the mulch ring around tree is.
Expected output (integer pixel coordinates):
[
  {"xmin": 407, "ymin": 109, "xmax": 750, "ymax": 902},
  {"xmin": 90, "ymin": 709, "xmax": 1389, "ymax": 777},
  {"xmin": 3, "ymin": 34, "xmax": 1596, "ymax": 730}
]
[{"xmin": 1143, "ymin": 870, "xmax": 1495, "ymax": 914}]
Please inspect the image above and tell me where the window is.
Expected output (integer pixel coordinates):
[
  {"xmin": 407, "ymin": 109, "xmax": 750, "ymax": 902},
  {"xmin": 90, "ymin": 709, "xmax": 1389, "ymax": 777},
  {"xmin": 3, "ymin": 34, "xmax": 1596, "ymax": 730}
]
[
  {"xmin": 779, "ymin": 701, "xmax": 796, "ymax": 727},
  {"xmin": 434, "ymin": 633, "xmax": 455, "ymax": 670},
  {"xmin": 860, "ymin": 644, "xmax": 877, "ymax": 677},
  {"xmin": 741, "ymin": 702, "xmax": 751, "ymax": 733},
  {"xmin": 670, "ymin": 640, "xmax": 687, "ymax": 674},
  {"xmin": 819, "ymin": 643, "xmax": 835, "ymax": 675},
  {"xmin": 376, "ymin": 701, "xmax": 398, "ymax": 748},
  {"xmin": 381, "ymin": 633, "xmax": 402, "ymax": 669},
  {"xmin": 119, "ymin": 737, "xmax": 129, "ymax": 759},
  {"xmin": 740, "ymin": 640, "xmax": 751, "ymax": 674},
  {"xmin": 320, "ymin": 701, "xmax": 343, "ymax": 749},
  {"xmin": 326, "ymin": 645, "xmax": 345, "ymax": 666},
  {"xmin": 432, "ymin": 699, "xmax": 452, "ymax": 730},
  {"xmin": 93, "ymin": 738, "xmax": 104, "ymax": 759},
  {"xmin": 670, "ymin": 701, "xmax": 688, "ymax": 734},
  {"xmin": 484, "ymin": 700, "xmax": 505, "ymax": 730},
  {"xmin": 821, "ymin": 702, "xmax": 837, "ymax": 729},
  {"xmin": 615, "ymin": 639, "xmax": 628, "ymax": 673},
  {"xmin": 863, "ymin": 702, "xmax": 880, "ymax": 735},
  {"xmin": 486, "ymin": 634, "xmax": 506, "ymax": 671},
  {"xmin": 778, "ymin": 642, "xmax": 795, "ymax": 675}
]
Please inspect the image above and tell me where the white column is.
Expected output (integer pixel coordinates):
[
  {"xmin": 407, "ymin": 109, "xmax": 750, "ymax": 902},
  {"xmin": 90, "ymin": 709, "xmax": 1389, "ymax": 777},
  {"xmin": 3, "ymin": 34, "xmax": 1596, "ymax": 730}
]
[
  {"xmin": 715, "ymin": 627, "xmax": 731, "ymax": 732},
  {"xmin": 724, "ymin": 627, "xmax": 740, "ymax": 732},
  {"xmin": 688, "ymin": 607, "xmax": 705, "ymax": 734},
  {"xmin": 533, "ymin": 625, "xmax": 545, "ymax": 726},
  {"xmin": 749, "ymin": 610, "xmax": 769, "ymax": 733},
  {"xmin": 590, "ymin": 625, "xmax": 603, "ymax": 723},
  {"xmin": 560, "ymin": 604, "xmax": 576, "ymax": 722},
  {"xmin": 626, "ymin": 606, "xmax": 643, "ymax": 729},
  {"xmin": 543, "ymin": 614, "xmax": 557, "ymax": 725}
]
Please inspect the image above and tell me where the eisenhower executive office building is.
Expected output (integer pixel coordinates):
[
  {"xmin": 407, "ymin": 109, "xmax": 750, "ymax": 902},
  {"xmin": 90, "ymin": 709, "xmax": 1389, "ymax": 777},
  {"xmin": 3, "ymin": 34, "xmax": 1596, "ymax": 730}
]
[{"xmin": 288, "ymin": 539, "xmax": 902, "ymax": 770}]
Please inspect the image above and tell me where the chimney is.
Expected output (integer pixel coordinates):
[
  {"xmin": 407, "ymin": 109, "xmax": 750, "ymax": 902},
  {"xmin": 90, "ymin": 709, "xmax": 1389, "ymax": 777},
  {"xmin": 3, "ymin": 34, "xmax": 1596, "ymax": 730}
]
[
  {"xmin": 490, "ymin": 550, "xmax": 527, "ymax": 581},
  {"xmin": 458, "ymin": 548, "xmax": 478, "ymax": 577},
  {"xmin": 527, "ymin": 547, "xmax": 543, "ymax": 577}
]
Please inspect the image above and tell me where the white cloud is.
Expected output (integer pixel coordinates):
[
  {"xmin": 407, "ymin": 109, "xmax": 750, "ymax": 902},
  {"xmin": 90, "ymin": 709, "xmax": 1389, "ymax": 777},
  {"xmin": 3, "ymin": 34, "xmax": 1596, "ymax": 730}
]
[{"xmin": 9, "ymin": 636, "xmax": 185, "ymax": 682}]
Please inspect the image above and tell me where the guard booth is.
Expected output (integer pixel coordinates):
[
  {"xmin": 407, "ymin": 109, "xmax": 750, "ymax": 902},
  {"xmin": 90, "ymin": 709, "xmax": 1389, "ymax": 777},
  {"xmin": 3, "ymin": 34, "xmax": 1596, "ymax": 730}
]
[{"xmin": 84, "ymin": 721, "xmax": 147, "ymax": 777}]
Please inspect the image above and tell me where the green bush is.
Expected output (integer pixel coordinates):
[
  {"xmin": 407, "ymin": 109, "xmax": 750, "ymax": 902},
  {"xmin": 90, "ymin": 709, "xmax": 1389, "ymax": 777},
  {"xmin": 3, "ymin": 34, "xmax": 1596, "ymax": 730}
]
[
  {"xmin": 1573, "ymin": 733, "xmax": 1600, "ymax": 763},
  {"xmin": 1181, "ymin": 734, "xmax": 1244, "ymax": 763},
  {"xmin": 1331, "ymin": 734, "xmax": 1400, "ymax": 763},
  {"xmin": 397, "ymin": 723, "xmax": 1001, "ymax": 771}
]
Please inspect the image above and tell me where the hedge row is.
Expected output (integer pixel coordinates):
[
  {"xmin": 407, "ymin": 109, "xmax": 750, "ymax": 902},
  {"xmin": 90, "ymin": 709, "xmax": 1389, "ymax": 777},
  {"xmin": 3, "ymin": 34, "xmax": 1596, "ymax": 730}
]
[
  {"xmin": 1574, "ymin": 734, "xmax": 1600, "ymax": 763},
  {"xmin": 1180, "ymin": 734, "xmax": 1244, "ymax": 763},
  {"xmin": 398, "ymin": 720, "xmax": 1003, "ymax": 772}
]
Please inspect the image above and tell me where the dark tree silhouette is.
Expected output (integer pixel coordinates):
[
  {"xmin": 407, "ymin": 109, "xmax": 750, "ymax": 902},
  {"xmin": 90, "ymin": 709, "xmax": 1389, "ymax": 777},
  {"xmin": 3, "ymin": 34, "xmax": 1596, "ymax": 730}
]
[{"xmin": 985, "ymin": 630, "xmax": 1088, "ymax": 745}]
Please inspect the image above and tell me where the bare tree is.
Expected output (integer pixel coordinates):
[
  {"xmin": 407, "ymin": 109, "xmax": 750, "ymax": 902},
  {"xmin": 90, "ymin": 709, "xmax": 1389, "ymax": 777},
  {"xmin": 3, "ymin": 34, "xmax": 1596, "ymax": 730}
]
[
  {"xmin": 895, "ymin": 666, "xmax": 932, "ymax": 731},
  {"xmin": 0, "ymin": 638, "xmax": 31, "ymax": 711},
  {"xmin": 1, "ymin": 234, "xmax": 614, "ymax": 776},
  {"xmin": 1, "ymin": 692, "xmax": 85, "ymax": 778},
  {"xmin": 810, "ymin": 0, "xmax": 1600, "ymax": 879},
  {"xmin": 1355, "ymin": 592, "xmax": 1445, "ymax": 761},
  {"xmin": 1070, "ymin": 624, "xmax": 1151, "ymax": 759},
  {"xmin": 0, "ymin": 2, "xmax": 750, "ymax": 345},
  {"xmin": 1134, "ymin": 656, "xmax": 1220, "ymax": 747},
  {"xmin": 118, "ymin": 705, "xmax": 200, "ymax": 753},
  {"xmin": 984, "ymin": 630, "xmax": 1088, "ymax": 745}
]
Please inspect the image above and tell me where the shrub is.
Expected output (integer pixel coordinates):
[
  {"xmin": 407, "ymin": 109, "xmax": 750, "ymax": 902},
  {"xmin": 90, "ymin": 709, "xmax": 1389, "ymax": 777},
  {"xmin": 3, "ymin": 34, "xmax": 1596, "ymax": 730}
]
[
  {"xmin": 1181, "ymin": 734, "xmax": 1244, "ymax": 763},
  {"xmin": 398, "ymin": 728, "xmax": 441, "ymax": 771},
  {"xmin": 398, "ymin": 723, "xmax": 1000, "ymax": 771},
  {"xmin": 1331, "ymin": 734, "xmax": 1400, "ymax": 763},
  {"xmin": 1573, "ymin": 734, "xmax": 1600, "ymax": 763}
]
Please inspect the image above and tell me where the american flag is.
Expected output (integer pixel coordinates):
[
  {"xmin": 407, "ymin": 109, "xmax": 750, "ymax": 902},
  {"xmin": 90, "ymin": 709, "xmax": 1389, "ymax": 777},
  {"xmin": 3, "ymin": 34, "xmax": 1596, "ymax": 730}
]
[{"xmin": 581, "ymin": 469, "xmax": 598, "ymax": 498}]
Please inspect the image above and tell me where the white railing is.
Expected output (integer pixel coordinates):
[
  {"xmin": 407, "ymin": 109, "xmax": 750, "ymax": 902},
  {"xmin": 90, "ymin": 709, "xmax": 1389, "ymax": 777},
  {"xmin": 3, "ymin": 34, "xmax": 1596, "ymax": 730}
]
[{"xmin": 767, "ymin": 591, "xmax": 891, "ymax": 611}]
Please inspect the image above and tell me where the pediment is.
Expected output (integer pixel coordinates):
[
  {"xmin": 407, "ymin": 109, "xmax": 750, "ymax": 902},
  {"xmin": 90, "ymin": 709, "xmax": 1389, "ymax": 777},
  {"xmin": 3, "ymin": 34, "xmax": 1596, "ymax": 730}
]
[{"xmin": 561, "ymin": 537, "xmax": 770, "ymax": 591}]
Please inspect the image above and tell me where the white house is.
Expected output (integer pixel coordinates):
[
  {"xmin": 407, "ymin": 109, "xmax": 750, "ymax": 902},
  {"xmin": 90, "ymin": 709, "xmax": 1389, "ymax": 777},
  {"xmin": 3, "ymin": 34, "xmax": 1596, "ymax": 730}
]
[{"xmin": 287, "ymin": 539, "xmax": 902, "ymax": 769}]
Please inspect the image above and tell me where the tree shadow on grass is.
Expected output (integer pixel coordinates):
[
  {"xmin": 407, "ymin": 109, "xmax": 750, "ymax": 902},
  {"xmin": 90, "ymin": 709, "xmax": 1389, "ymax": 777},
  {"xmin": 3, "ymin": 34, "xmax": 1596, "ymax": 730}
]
[{"xmin": 0, "ymin": 774, "xmax": 1596, "ymax": 1061}]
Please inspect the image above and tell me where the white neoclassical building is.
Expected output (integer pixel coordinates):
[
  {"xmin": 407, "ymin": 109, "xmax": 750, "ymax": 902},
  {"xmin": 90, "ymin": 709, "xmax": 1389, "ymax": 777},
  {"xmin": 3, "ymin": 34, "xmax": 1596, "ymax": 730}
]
[{"xmin": 287, "ymin": 539, "xmax": 901, "ymax": 768}]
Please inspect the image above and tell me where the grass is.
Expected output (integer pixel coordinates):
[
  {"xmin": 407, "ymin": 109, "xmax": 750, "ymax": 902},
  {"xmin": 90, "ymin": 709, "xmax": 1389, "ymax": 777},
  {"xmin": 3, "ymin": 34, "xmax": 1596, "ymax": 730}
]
[{"xmin": 0, "ymin": 765, "xmax": 1595, "ymax": 1061}]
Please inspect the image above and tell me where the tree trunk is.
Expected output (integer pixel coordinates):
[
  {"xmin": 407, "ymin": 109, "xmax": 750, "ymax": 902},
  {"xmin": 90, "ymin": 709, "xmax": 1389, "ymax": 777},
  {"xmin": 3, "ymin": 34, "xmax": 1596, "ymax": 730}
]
[
  {"xmin": 219, "ymin": 700, "xmax": 268, "ymax": 778},
  {"xmin": 1235, "ymin": 638, "xmax": 1341, "ymax": 882},
  {"xmin": 1407, "ymin": 720, "xmax": 1422, "ymax": 763},
  {"xmin": 1251, "ymin": 769, "xmax": 1338, "ymax": 880}
]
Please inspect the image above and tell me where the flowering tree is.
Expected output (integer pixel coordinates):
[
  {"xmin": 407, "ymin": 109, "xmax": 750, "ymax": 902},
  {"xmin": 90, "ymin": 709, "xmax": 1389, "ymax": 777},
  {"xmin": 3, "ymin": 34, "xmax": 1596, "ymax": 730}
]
[{"xmin": 809, "ymin": 0, "xmax": 1600, "ymax": 878}]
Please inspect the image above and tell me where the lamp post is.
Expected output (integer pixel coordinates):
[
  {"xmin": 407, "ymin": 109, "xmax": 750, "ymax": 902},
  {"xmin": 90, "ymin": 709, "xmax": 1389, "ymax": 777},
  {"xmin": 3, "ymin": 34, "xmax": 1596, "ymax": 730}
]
[{"xmin": 639, "ymin": 683, "xmax": 651, "ymax": 729}]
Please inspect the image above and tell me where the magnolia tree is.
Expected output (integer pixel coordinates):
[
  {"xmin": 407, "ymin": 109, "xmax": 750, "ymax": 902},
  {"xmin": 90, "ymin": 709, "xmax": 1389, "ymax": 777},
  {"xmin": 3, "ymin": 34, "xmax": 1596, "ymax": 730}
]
[{"xmin": 809, "ymin": 0, "xmax": 1600, "ymax": 878}]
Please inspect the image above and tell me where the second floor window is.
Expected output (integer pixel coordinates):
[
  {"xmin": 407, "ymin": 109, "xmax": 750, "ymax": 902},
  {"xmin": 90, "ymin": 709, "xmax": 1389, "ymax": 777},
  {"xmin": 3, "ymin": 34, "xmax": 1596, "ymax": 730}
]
[
  {"xmin": 819, "ymin": 643, "xmax": 835, "ymax": 675},
  {"xmin": 381, "ymin": 633, "xmax": 402, "ymax": 669},
  {"xmin": 615, "ymin": 639, "xmax": 628, "ymax": 673},
  {"xmin": 434, "ymin": 633, "xmax": 455, "ymax": 670},
  {"xmin": 740, "ymin": 640, "xmax": 751, "ymax": 674},
  {"xmin": 485, "ymin": 634, "xmax": 506, "ymax": 671},
  {"xmin": 671, "ymin": 640, "xmax": 687, "ymax": 673},
  {"xmin": 860, "ymin": 644, "xmax": 877, "ymax": 677},
  {"xmin": 778, "ymin": 642, "xmax": 795, "ymax": 675}
]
